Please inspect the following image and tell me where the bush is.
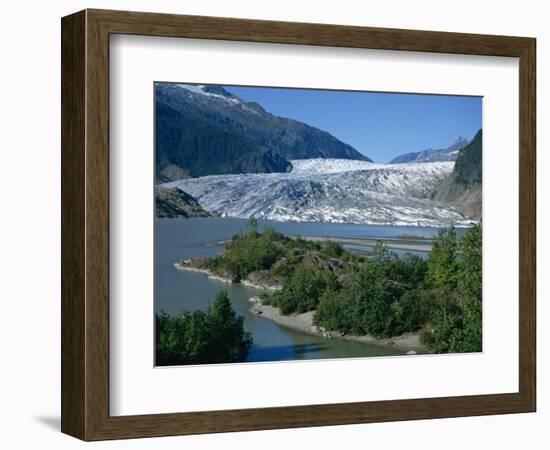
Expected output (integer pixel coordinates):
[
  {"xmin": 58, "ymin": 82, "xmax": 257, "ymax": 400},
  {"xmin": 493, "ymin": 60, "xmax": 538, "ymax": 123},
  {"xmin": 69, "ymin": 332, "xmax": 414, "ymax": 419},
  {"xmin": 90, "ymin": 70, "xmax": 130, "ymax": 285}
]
[
  {"xmin": 208, "ymin": 229, "xmax": 284, "ymax": 281},
  {"xmin": 315, "ymin": 245, "xmax": 433, "ymax": 338},
  {"xmin": 387, "ymin": 253, "xmax": 429, "ymax": 288},
  {"xmin": 315, "ymin": 286, "xmax": 364, "ymax": 335},
  {"xmin": 388, "ymin": 289, "xmax": 437, "ymax": 335},
  {"xmin": 272, "ymin": 266, "xmax": 339, "ymax": 314},
  {"xmin": 321, "ymin": 241, "xmax": 345, "ymax": 258}
]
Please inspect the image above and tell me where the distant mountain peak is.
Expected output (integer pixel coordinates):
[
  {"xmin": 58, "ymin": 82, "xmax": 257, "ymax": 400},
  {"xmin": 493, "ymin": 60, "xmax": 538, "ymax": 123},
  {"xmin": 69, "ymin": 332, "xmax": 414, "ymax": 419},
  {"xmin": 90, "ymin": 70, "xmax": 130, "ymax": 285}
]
[
  {"xmin": 175, "ymin": 83, "xmax": 241, "ymax": 103},
  {"xmin": 448, "ymin": 136, "xmax": 469, "ymax": 151},
  {"xmin": 200, "ymin": 85, "xmax": 233, "ymax": 97},
  {"xmin": 389, "ymin": 135, "xmax": 471, "ymax": 164}
]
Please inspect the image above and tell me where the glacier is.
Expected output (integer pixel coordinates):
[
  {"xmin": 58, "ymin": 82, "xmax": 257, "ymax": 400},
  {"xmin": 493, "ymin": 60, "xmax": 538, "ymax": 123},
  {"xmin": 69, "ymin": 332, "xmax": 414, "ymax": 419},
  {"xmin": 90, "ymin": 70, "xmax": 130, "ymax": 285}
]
[{"xmin": 161, "ymin": 159, "xmax": 475, "ymax": 227}]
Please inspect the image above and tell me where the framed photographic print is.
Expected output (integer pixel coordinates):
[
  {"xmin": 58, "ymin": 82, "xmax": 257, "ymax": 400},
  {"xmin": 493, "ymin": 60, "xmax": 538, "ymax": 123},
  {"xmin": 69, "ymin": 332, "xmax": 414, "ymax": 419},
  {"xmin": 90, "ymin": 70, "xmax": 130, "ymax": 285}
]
[{"xmin": 61, "ymin": 9, "xmax": 536, "ymax": 441}]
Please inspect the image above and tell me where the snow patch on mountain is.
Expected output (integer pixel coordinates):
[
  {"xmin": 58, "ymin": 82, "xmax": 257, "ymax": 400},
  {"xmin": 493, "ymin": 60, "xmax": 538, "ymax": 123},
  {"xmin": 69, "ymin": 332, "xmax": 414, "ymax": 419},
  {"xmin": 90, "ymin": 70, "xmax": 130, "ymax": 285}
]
[
  {"xmin": 162, "ymin": 159, "xmax": 474, "ymax": 227},
  {"xmin": 175, "ymin": 83, "xmax": 242, "ymax": 105}
]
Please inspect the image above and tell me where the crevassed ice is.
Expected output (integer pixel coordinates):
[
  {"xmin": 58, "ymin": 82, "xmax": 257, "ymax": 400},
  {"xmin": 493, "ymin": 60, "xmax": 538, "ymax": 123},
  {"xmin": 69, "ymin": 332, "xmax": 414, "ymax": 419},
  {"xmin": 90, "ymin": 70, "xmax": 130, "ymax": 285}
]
[{"xmin": 161, "ymin": 159, "xmax": 473, "ymax": 227}]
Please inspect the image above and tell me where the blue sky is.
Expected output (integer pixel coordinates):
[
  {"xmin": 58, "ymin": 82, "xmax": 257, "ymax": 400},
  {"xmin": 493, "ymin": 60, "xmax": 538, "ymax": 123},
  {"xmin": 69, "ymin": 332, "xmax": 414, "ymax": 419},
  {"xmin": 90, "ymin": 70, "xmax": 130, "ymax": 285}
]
[{"xmin": 226, "ymin": 86, "xmax": 482, "ymax": 163}]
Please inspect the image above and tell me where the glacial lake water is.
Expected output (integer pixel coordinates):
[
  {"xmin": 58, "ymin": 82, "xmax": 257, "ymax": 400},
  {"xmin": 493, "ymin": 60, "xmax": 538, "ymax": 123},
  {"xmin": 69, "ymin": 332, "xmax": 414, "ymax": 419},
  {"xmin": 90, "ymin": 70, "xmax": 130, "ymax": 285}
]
[{"xmin": 155, "ymin": 217, "xmax": 442, "ymax": 363}]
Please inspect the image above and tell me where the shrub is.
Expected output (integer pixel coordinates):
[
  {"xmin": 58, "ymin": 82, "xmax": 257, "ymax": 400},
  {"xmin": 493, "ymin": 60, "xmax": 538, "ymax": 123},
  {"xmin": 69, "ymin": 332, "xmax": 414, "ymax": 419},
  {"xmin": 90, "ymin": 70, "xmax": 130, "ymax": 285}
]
[
  {"xmin": 315, "ymin": 287, "xmax": 364, "ymax": 335},
  {"xmin": 212, "ymin": 230, "xmax": 284, "ymax": 281},
  {"xmin": 387, "ymin": 289, "xmax": 437, "ymax": 335},
  {"xmin": 321, "ymin": 241, "xmax": 345, "ymax": 258},
  {"xmin": 272, "ymin": 266, "xmax": 339, "ymax": 314}
]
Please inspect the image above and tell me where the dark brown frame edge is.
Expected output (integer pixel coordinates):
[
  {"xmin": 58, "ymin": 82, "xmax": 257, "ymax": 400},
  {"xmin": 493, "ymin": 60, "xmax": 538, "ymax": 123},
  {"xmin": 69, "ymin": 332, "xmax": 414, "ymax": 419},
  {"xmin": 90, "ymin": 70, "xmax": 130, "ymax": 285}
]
[{"xmin": 61, "ymin": 8, "xmax": 536, "ymax": 441}]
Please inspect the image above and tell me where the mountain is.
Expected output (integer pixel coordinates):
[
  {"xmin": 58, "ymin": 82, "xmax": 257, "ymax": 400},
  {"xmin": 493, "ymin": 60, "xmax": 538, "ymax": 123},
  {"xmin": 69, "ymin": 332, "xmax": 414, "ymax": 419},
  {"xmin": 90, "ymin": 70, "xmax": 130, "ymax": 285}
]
[
  {"xmin": 452, "ymin": 130, "xmax": 482, "ymax": 186},
  {"xmin": 389, "ymin": 136, "xmax": 469, "ymax": 164},
  {"xmin": 162, "ymin": 159, "xmax": 474, "ymax": 227},
  {"xmin": 155, "ymin": 187, "xmax": 212, "ymax": 218},
  {"xmin": 156, "ymin": 101, "xmax": 292, "ymax": 181},
  {"xmin": 432, "ymin": 129, "xmax": 482, "ymax": 219},
  {"xmin": 155, "ymin": 83, "xmax": 371, "ymax": 180}
]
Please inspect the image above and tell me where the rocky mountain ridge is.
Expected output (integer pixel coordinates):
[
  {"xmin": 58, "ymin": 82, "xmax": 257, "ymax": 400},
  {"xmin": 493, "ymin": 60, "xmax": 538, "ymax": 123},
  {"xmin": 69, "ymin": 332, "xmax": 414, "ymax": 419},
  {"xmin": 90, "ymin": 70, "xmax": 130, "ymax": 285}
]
[
  {"xmin": 155, "ymin": 83, "xmax": 371, "ymax": 180},
  {"xmin": 389, "ymin": 136, "xmax": 469, "ymax": 164},
  {"xmin": 155, "ymin": 186, "xmax": 212, "ymax": 218},
  {"xmin": 431, "ymin": 129, "xmax": 482, "ymax": 219}
]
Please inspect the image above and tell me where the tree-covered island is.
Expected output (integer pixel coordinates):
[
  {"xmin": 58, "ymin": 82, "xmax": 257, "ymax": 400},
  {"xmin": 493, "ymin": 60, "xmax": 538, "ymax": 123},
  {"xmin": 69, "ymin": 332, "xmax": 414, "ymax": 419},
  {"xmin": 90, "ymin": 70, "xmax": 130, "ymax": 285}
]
[{"xmin": 157, "ymin": 217, "xmax": 482, "ymax": 365}]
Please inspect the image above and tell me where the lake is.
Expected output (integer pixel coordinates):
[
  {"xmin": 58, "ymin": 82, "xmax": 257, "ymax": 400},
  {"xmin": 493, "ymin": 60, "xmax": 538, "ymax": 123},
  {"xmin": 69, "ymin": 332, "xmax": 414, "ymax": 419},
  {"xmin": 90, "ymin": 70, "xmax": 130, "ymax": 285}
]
[{"xmin": 155, "ymin": 217, "xmax": 441, "ymax": 363}]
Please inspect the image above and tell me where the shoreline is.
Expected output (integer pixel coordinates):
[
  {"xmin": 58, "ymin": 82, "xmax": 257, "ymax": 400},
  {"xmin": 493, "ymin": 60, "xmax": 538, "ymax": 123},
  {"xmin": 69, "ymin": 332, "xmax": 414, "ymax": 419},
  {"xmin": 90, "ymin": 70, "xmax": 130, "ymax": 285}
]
[
  {"xmin": 174, "ymin": 261, "xmax": 282, "ymax": 291},
  {"xmin": 174, "ymin": 261, "xmax": 233, "ymax": 283},
  {"xmin": 241, "ymin": 279, "xmax": 283, "ymax": 291},
  {"xmin": 174, "ymin": 262, "xmax": 429, "ymax": 354},
  {"xmin": 248, "ymin": 296, "xmax": 429, "ymax": 355}
]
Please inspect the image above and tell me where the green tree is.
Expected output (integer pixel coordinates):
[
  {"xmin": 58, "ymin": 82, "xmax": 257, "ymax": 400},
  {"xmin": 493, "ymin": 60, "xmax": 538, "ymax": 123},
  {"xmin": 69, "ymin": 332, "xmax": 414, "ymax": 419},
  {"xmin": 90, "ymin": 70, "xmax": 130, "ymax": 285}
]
[
  {"xmin": 314, "ymin": 288, "xmax": 346, "ymax": 332},
  {"xmin": 388, "ymin": 253, "xmax": 429, "ymax": 288},
  {"xmin": 315, "ymin": 244, "xmax": 431, "ymax": 338},
  {"xmin": 315, "ymin": 284, "xmax": 365, "ymax": 335},
  {"xmin": 273, "ymin": 266, "xmax": 339, "ymax": 314},
  {"xmin": 207, "ymin": 291, "xmax": 253, "ymax": 363},
  {"xmin": 458, "ymin": 224, "xmax": 482, "ymax": 301},
  {"xmin": 155, "ymin": 310, "xmax": 211, "ymax": 365},
  {"xmin": 155, "ymin": 291, "xmax": 252, "ymax": 365},
  {"xmin": 427, "ymin": 227, "xmax": 459, "ymax": 291},
  {"xmin": 357, "ymin": 261, "xmax": 404, "ymax": 337},
  {"xmin": 423, "ymin": 225, "xmax": 482, "ymax": 353},
  {"xmin": 197, "ymin": 223, "xmax": 482, "ymax": 354},
  {"xmin": 388, "ymin": 289, "xmax": 437, "ymax": 335},
  {"xmin": 421, "ymin": 295, "xmax": 464, "ymax": 353},
  {"xmin": 455, "ymin": 224, "xmax": 482, "ymax": 352},
  {"xmin": 246, "ymin": 216, "xmax": 258, "ymax": 236}
]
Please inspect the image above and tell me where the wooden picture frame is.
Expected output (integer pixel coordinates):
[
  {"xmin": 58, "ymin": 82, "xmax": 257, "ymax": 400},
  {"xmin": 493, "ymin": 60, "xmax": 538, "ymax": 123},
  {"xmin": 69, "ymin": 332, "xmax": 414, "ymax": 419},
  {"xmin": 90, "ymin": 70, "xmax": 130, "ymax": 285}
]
[{"xmin": 61, "ymin": 9, "xmax": 536, "ymax": 441}]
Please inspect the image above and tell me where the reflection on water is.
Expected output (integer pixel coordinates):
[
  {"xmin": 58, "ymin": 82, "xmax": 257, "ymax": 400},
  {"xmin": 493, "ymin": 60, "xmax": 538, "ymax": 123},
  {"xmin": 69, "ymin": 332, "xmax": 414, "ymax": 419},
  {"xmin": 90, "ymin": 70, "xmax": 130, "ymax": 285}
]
[{"xmin": 155, "ymin": 218, "xmax": 441, "ymax": 362}]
